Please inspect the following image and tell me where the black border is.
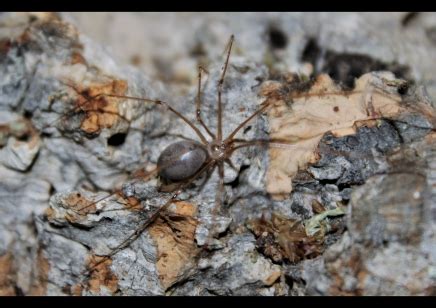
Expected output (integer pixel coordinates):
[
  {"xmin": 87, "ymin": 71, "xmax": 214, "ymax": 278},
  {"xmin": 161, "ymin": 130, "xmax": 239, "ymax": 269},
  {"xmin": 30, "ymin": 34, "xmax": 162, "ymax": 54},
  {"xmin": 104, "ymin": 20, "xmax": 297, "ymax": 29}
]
[
  {"xmin": 3, "ymin": 0, "xmax": 436, "ymax": 13},
  {"xmin": 0, "ymin": 295, "xmax": 434, "ymax": 304},
  {"xmin": 1, "ymin": 3, "xmax": 436, "ymax": 303}
]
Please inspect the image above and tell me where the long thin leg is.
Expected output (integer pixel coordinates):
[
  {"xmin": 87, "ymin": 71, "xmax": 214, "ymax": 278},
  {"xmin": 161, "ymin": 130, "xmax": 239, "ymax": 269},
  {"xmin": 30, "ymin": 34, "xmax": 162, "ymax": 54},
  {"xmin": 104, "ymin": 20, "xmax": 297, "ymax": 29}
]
[
  {"xmin": 42, "ymin": 93, "xmax": 104, "ymax": 130},
  {"xmin": 224, "ymin": 92, "xmax": 338, "ymax": 143},
  {"xmin": 93, "ymin": 94, "xmax": 209, "ymax": 145},
  {"xmin": 43, "ymin": 79, "xmax": 120, "ymax": 130},
  {"xmin": 196, "ymin": 66, "xmax": 215, "ymax": 139},
  {"xmin": 50, "ymin": 81, "xmax": 209, "ymax": 145},
  {"xmin": 73, "ymin": 166, "xmax": 161, "ymax": 214},
  {"xmin": 224, "ymin": 81, "xmax": 407, "ymax": 143},
  {"xmin": 43, "ymin": 107, "xmax": 150, "ymax": 137},
  {"xmin": 192, "ymin": 163, "xmax": 216, "ymax": 195},
  {"xmin": 224, "ymin": 91, "xmax": 346, "ymax": 142},
  {"xmin": 225, "ymin": 98, "xmax": 275, "ymax": 142},
  {"xmin": 230, "ymin": 139, "xmax": 314, "ymax": 152},
  {"xmin": 217, "ymin": 34, "xmax": 234, "ymax": 141},
  {"xmin": 205, "ymin": 161, "xmax": 225, "ymax": 249},
  {"xmin": 218, "ymin": 161, "xmax": 225, "ymax": 209},
  {"xmin": 224, "ymin": 158, "xmax": 238, "ymax": 172},
  {"xmin": 75, "ymin": 137, "xmax": 212, "ymax": 214},
  {"xmin": 80, "ymin": 159, "xmax": 216, "ymax": 281},
  {"xmin": 229, "ymin": 137, "xmax": 376, "ymax": 159}
]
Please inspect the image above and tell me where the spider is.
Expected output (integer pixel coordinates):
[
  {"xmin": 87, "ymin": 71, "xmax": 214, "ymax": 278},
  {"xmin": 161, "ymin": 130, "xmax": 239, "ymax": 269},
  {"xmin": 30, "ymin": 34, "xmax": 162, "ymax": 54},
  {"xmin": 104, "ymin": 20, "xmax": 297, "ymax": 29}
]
[
  {"xmin": 42, "ymin": 34, "xmax": 426, "ymax": 291},
  {"xmin": 42, "ymin": 35, "xmax": 305, "ymax": 278}
]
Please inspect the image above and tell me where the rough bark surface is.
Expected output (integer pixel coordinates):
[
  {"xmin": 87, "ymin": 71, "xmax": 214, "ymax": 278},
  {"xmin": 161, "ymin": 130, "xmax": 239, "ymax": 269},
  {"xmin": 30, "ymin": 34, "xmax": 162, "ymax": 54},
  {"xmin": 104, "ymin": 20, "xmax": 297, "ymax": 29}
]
[{"xmin": 0, "ymin": 12, "xmax": 435, "ymax": 296}]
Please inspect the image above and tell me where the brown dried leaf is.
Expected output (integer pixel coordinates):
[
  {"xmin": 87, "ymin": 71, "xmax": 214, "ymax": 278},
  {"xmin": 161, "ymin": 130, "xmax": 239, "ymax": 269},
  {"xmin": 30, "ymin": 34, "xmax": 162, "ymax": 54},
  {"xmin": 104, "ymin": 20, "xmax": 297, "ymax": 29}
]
[
  {"xmin": 247, "ymin": 212, "xmax": 326, "ymax": 264},
  {"xmin": 265, "ymin": 73, "xmax": 409, "ymax": 198}
]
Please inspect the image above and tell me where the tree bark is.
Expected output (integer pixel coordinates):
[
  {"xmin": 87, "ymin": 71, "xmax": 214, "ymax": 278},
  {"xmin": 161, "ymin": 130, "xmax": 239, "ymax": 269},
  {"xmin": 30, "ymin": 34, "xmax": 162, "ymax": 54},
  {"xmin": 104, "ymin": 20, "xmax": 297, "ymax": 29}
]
[{"xmin": 0, "ymin": 12, "xmax": 435, "ymax": 296}]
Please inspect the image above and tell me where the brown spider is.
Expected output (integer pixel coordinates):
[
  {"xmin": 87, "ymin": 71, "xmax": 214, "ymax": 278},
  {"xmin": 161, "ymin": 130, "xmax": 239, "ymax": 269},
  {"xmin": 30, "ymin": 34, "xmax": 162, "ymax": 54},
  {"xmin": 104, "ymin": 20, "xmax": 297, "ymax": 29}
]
[
  {"xmin": 43, "ymin": 35, "xmax": 289, "ymax": 276},
  {"xmin": 42, "ymin": 34, "xmax": 426, "ymax": 288}
]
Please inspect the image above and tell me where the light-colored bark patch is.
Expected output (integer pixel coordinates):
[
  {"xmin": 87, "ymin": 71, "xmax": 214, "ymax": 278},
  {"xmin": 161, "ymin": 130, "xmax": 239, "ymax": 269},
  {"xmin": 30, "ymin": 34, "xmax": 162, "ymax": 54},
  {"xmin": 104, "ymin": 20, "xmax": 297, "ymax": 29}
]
[
  {"xmin": 86, "ymin": 256, "xmax": 118, "ymax": 295},
  {"xmin": 29, "ymin": 249, "xmax": 50, "ymax": 296},
  {"xmin": 149, "ymin": 201, "xmax": 199, "ymax": 290},
  {"xmin": 0, "ymin": 253, "xmax": 16, "ymax": 296}
]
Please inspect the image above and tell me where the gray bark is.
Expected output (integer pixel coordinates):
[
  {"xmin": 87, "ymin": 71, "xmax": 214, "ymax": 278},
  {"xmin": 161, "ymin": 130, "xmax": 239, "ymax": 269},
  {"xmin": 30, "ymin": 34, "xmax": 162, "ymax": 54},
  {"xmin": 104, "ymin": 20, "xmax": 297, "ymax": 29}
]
[{"xmin": 0, "ymin": 12, "xmax": 435, "ymax": 296}]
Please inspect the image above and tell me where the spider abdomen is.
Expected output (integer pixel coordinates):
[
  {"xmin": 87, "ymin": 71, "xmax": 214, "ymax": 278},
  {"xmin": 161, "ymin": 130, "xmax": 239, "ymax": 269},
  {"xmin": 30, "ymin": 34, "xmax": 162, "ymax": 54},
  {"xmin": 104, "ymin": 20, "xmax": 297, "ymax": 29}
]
[{"xmin": 157, "ymin": 140, "xmax": 209, "ymax": 182}]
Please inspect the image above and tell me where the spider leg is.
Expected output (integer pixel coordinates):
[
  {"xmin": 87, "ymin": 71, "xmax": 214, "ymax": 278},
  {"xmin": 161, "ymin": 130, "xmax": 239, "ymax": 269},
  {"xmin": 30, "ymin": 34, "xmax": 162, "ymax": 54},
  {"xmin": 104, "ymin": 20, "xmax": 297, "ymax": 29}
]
[
  {"xmin": 224, "ymin": 80, "xmax": 409, "ymax": 143},
  {"xmin": 229, "ymin": 135, "xmax": 391, "ymax": 160},
  {"xmin": 79, "ymin": 159, "xmax": 216, "ymax": 284},
  {"xmin": 196, "ymin": 65, "xmax": 215, "ymax": 139},
  {"xmin": 224, "ymin": 158, "xmax": 238, "ymax": 172},
  {"xmin": 101, "ymin": 93, "xmax": 208, "ymax": 144},
  {"xmin": 204, "ymin": 161, "xmax": 225, "ymax": 249},
  {"xmin": 216, "ymin": 34, "xmax": 234, "ymax": 141},
  {"xmin": 71, "ymin": 166, "xmax": 161, "ymax": 214},
  {"xmin": 54, "ymin": 81, "xmax": 209, "ymax": 145},
  {"xmin": 217, "ymin": 161, "xmax": 225, "ymax": 212},
  {"xmin": 225, "ymin": 98, "xmax": 275, "ymax": 141},
  {"xmin": 74, "ymin": 141, "xmax": 215, "ymax": 215}
]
